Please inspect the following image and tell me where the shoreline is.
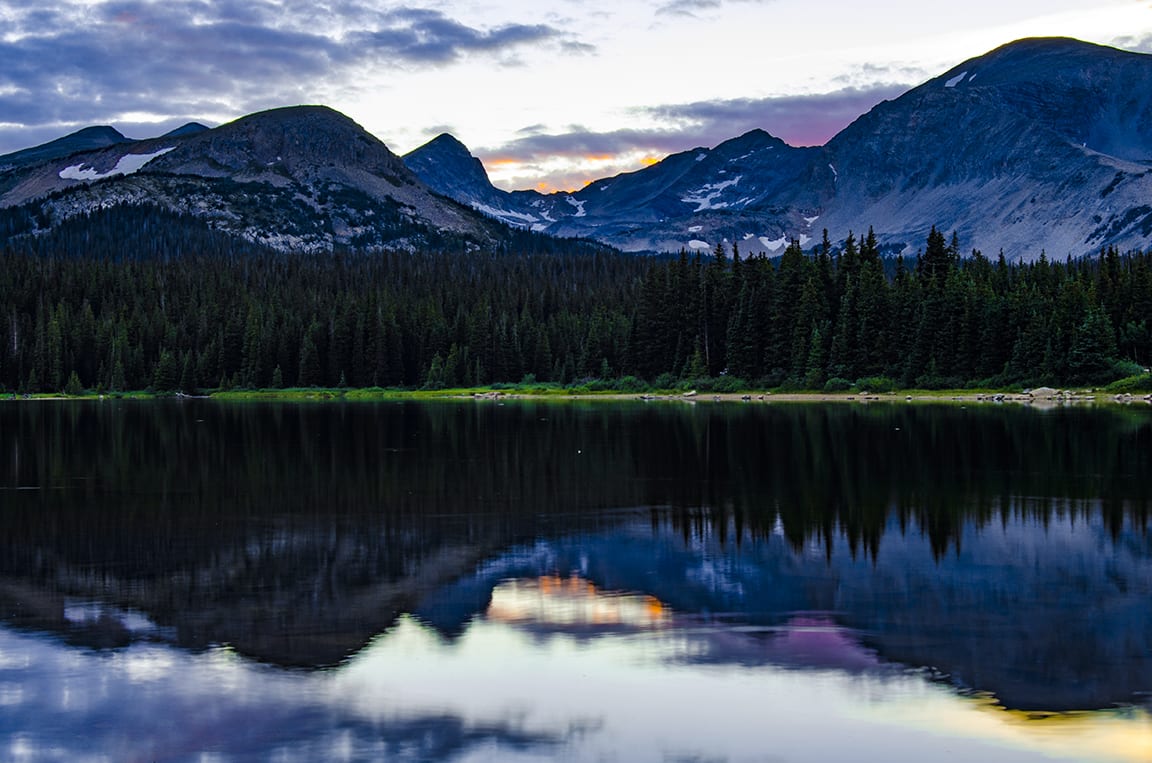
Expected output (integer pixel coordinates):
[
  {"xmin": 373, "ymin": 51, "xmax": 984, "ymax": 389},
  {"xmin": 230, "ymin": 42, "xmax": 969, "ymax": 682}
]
[{"xmin": 7, "ymin": 388, "xmax": 1150, "ymax": 406}]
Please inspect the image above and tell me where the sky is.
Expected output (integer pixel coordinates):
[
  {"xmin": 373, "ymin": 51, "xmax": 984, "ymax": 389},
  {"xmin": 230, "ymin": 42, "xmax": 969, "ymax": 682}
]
[{"xmin": 1, "ymin": 1, "xmax": 1151, "ymax": 192}]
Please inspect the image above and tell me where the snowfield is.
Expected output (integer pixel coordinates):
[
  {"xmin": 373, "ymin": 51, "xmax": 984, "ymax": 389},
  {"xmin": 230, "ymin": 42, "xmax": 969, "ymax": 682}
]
[{"xmin": 59, "ymin": 147, "xmax": 176, "ymax": 181}]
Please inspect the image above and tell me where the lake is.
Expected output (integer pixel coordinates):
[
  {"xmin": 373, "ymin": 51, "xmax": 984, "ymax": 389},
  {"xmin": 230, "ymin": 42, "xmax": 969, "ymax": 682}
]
[{"xmin": 0, "ymin": 398, "xmax": 1149, "ymax": 762}]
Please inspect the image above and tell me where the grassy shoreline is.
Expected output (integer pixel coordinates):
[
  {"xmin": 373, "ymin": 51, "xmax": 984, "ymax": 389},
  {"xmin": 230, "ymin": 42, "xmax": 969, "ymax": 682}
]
[{"xmin": 9, "ymin": 382, "xmax": 1149, "ymax": 405}]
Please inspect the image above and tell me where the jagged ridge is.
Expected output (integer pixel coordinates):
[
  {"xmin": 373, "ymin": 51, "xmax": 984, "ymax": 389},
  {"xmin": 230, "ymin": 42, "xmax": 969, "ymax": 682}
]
[{"xmin": 404, "ymin": 37, "xmax": 1152, "ymax": 260}]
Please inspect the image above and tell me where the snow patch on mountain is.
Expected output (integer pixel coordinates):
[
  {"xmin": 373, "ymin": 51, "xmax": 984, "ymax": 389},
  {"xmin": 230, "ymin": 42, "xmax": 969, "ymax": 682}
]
[
  {"xmin": 682, "ymin": 177, "xmax": 742, "ymax": 212},
  {"xmin": 473, "ymin": 202, "xmax": 538, "ymax": 226},
  {"xmin": 945, "ymin": 71, "xmax": 968, "ymax": 88},
  {"xmin": 760, "ymin": 235, "xmax": 787, "ymax": 251},
  {"xmin": 688, "ymin": 239, "xmax": 710, "ymax": 250},
  {"xmin": 59, "ymin": 147, "xmax": 176, "ymax": 181},
  {"xmin": 528, "ymin": 199, "xmax": 557, "ymax": 223},
  {"xmin": 567, "ymin": 197, "xmax": 587, "ymax": 217}
]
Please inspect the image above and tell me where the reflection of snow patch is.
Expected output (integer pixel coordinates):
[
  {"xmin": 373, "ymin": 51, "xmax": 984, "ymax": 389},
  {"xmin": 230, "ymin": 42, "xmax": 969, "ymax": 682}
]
[
  {"xmin": 59, "ymin": 147, "xmax": 176, "ymax": 181},
  {"xmin": 688, "ymin": 240, "xmax": 710, "ymax": 250},
  {"xmin": 64, "ymin": 599, "xmax": 162, "ymax": 635},
  {"xmin": 686, "ymin": 558, "xmax": 746, "ymax": 598},
  {"xmin": 799, "ymin": 234, "xmax": 811, "ymax": 247},
  {"xmin": 566, "ymin": 197, "xmax": 587, "ymax": 217},
  {"xmin": 760, "ymin": 236, "xmax": 787, "ymax": 252},
  {"xmin": 688, "ymin": 225, "xmax": 702, "ymax": 233},
  {"xmin": 945, "ymin": 71, "xmax": 967, "ymax": 88}
]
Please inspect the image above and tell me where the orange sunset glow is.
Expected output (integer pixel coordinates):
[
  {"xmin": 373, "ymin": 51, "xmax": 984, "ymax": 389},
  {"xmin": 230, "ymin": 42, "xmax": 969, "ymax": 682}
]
[{"xmin": 484, "ymin": 149, "xmax": 671, "ymax": 193}]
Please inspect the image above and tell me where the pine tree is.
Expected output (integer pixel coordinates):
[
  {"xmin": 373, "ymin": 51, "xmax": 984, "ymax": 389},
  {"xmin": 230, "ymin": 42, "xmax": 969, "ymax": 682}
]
[
  {"xmin": 64, "ymin": 370, "xmax": 83, "ymax": 396},
  {"xmin": 152, "ymin": 349, "xmax": 179, "ymax": 391},
  {"xmin": 1067, "ymin": 306, "xmax": 1119, "ymax": 382}
]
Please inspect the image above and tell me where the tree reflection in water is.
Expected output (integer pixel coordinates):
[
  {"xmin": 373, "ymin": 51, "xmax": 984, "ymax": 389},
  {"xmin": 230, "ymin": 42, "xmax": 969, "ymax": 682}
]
[{"xmin": 0, "ymin": 399, "xmax": 1149, "ymax": 759}]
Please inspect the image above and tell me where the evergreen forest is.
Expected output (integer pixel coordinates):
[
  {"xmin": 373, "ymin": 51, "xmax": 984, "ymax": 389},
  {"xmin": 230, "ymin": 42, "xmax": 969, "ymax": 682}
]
[{"xmin": 1, "ymin": 205, "xmax": 1150, "ymax": 394}]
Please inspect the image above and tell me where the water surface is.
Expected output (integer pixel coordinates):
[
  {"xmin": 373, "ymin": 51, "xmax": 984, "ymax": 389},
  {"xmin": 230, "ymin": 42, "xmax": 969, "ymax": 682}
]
[{"xmin": 0, "ymin": 399, "xmax": 1149, "ymax": 761}]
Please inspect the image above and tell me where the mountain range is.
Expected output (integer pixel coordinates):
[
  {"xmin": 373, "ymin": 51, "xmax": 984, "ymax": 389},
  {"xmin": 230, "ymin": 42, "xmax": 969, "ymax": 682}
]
[
  {"xmin": 0, "ymin": 106, "xmax": 514, "ymax": 252},
  {"xmin": 406, "ymin": 37, "xmax": 1152, "ymax": 260},
  {"xmin": 1, "ymin": 36, "xmax": 1150, "ymax": 260}
]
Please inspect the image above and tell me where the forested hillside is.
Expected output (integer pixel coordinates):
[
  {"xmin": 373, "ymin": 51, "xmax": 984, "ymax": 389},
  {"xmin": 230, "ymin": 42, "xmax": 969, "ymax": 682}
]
[{"xmin": 1, "ymin": 205, "xmax": 1149, "ymax": 393}]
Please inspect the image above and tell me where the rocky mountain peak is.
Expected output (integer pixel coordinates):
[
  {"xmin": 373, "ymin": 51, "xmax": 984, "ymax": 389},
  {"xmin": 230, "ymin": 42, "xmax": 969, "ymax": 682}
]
[
  {"xmin": 156, "ymin": 105, "xmax": 414, "ymax": 183},
  {"xmin": 161, "ymin": 122, "xmax": 211, "ymax": 138},
  {"xmin": 0, "ymin": 105, "xmax": 510, "ymax": 253},
  {"xmin": 405, "ymin": 133, "xmax": 495, "ymax": 190},
  {"xmin": 0, "ymin": 125, "xmax": 131, "ymax": 171}
]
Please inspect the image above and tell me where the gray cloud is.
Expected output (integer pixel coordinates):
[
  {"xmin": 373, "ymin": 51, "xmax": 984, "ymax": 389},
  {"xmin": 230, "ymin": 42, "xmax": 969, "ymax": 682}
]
[
  {"xmin": 348, "ymin": 7, "xmax": 560, "ymax": 64},
  {"xmin": 643, "ymin": 85, "xmax": 910, "ymax": 146},
  {"xmin": 478, "ymin": 85, "xmax": 909, "ymax": 190},
  {"xmin": 1112, "ymin": 33, "xmax": 1152, "ymax": 54},
  {"xmin": 483, "ymin": 84, "xmax": 907, "ymax": 165},
  {"xmin": 655, "ymin": 0, "xmax": 775, "ymax": 18},
  {"xmin": 484, "ymin": 127, "xmax": 697, "ymax": 162},
  {"xmin": 0, "ymin": 1, "xmax": 582, "ymax": 155},
  {"xmin": 657, "ymin": 0, "xmax": 722, "ymax": 16}
]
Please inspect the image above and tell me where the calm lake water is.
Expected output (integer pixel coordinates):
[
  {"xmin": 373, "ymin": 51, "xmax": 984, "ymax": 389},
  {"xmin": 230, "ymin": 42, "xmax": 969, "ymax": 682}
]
[{"xmin": 0, "ymin": 398, "xmax": 1150, "ymax": 762}]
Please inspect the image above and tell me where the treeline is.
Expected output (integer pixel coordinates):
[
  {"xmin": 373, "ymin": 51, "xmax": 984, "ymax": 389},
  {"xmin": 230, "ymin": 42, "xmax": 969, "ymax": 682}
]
[
  {"xmin": 634, "ymin": 228, "xmax": 1152, "ymax": 389},
  {"xmin": 0, "ymin": 206, "xmax": 641, "ymax": 392},
  {"xmin": 0, "ymin": 204, "xmax": 1150, "ymax": 393}
]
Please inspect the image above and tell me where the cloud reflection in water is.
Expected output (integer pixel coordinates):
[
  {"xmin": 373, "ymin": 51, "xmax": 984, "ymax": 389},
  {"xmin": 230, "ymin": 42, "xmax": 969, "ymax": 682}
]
[{"xmin": 1, "ymin": 583, "xmax": 1149, "ymax": 762}]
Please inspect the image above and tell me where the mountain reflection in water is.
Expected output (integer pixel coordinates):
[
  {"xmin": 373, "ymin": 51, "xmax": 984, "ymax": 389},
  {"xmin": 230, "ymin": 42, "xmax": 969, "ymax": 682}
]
[{"xmin": 0, "ymin": 399, "xmax": 1149, "ymax": 761}]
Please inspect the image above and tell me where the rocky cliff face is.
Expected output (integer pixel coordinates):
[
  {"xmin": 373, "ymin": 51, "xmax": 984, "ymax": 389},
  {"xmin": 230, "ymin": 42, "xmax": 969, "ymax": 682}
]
[
  {"xmin": 819, "ymin": 37, "xmax": 1152, "ymax": 259},
  {"xmin": 405, "ymin": 38, "xmax": 1152, "ymax": 260}
]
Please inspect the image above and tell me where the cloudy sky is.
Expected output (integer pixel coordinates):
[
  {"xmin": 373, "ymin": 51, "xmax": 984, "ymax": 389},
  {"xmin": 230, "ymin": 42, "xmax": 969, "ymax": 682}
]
[{"xmin": 1, "ymin": 0, "xmax": 1150, "ymax": 191}]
